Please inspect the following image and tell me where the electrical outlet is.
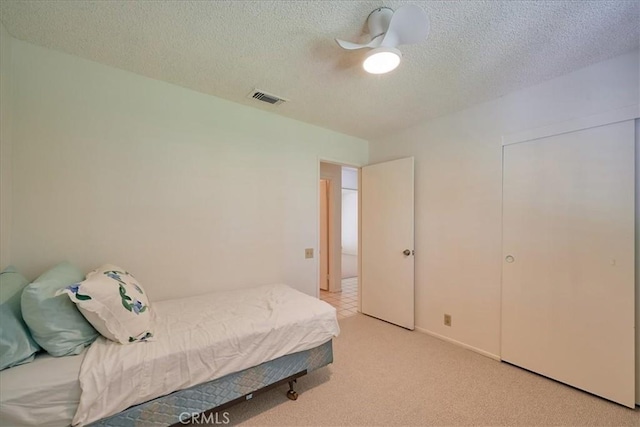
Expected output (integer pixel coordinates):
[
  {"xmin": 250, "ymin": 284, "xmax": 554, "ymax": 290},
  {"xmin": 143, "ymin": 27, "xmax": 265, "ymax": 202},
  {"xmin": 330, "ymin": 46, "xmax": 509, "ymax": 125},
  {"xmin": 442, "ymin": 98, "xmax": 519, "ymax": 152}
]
[
  {"xmin": 305, "ymin": 248, "xmax": 314, "ymax": 259},
  {"xmin": 444, "ymin": 314, "xmax": 452, "ymax": 327}
]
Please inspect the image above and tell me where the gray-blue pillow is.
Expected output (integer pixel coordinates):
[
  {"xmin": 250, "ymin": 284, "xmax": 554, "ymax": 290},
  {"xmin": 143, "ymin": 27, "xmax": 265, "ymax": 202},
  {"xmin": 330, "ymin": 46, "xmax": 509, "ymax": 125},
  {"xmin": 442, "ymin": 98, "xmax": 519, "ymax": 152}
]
[
  {"xmin": 0, "ymin": 266, "xmax": 41, "ymax": 370},
  {"xmin": 21, "ymin": 262, "xmax": 98, "ymax": 356}
]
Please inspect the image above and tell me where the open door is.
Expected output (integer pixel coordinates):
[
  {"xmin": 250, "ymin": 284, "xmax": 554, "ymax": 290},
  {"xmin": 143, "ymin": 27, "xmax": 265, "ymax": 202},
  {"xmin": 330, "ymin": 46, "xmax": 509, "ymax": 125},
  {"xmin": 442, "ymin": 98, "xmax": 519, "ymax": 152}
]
[{"xmin": 361, "ymin": 157, "xmax": 415, "ymax": 329}]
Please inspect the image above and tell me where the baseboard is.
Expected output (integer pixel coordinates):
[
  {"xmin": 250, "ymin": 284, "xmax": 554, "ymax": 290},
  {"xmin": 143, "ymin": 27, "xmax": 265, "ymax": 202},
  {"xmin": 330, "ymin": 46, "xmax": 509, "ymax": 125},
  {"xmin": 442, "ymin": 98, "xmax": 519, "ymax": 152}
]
[{"xmin": 414, "ymin": 326, "xmax": 501, "ymax": 361}]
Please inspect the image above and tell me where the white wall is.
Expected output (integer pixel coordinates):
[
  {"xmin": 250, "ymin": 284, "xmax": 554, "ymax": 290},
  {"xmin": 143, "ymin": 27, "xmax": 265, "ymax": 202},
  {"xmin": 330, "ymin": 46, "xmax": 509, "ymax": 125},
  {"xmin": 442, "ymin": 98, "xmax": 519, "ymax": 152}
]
[
  {"xmin": 341, "ymin": 188, "xmax": 358, "ymax": 279},
  {"xmin": 341, "ymin": 168, "xmax": 358, "ymax": 253},
  {"xmin": 7, "ymin": 39, "xmax": 368, "ymax": 301},
  {"xmin": 0, "ymin": 22, "xmax": 12, "ymax": 269},
  {"xmin": 342, "ymin": 167, "xmax": 358, "ymax": 190},
  {"xmin": 341, "ymin": 190, "xmax": 358, "ymax": 255},
  {"xmin": 369, "ymin": 51, "xmax": 639, "ymax": 368},
  {"xmin": 341, "ymin": 167, "xmax": 358, "ymax": 278}
]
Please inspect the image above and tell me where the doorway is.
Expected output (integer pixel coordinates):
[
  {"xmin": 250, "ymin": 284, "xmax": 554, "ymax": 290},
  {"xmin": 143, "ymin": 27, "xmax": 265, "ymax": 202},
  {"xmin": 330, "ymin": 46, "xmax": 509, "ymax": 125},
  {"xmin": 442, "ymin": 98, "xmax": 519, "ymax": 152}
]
[{"xmin": 318, "ymin": 162, "xmax": 359, "ymax": 319}]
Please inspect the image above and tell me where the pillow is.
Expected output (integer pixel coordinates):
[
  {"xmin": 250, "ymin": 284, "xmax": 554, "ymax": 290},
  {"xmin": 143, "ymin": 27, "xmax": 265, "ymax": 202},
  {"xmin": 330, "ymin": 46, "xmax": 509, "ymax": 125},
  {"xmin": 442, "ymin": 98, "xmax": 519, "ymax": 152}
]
[
  {"xmin": 0, "ymin": 266, "xmax": 40, "ymax": 370},
  {"xmin": 21, "ymin": 262, "xmax": 98, "ymax": 356},
  {"xmin": 59, "ymin": 264, "xmax": 153, "ymax": 344}
]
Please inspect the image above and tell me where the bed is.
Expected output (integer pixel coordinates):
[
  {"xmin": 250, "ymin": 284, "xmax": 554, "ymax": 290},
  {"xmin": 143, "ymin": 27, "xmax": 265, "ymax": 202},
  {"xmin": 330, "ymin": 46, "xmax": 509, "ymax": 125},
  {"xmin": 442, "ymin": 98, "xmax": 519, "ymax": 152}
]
[{"xmin": 0, "ymin": 284, "xmax": 339, "ymax": 426}]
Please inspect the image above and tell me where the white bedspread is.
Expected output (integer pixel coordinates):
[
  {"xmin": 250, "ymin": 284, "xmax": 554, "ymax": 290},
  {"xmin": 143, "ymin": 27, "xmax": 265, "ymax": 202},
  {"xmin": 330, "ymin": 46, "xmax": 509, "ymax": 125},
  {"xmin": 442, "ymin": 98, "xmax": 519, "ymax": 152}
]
[
  {"xmin": 73, "ymin": 284, "xmax": 340, "ymax": 426},
  {"xmin": 0, "ymin": 350, "xmax": 85, "ymax": 427}
]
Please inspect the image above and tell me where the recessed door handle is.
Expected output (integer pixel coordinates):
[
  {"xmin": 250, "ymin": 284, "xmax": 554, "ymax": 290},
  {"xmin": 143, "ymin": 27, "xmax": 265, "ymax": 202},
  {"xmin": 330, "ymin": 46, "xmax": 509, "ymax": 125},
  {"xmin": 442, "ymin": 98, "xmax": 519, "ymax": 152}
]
[
  {"xmin": 505, "ymin": 255, "xmax": 515, "ymax": 263},
  {"xmin": 403, "ymin": 249, "xmax": 412, "ymax": 256}
]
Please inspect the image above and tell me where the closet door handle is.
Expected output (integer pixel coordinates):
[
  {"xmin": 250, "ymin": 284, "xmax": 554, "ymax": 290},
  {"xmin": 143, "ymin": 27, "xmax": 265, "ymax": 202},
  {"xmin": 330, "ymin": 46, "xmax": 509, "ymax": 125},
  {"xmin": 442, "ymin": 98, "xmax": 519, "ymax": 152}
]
[
  {"xmin": 505, "ymin": 255, "xmax": 515, "ymax": 263},
  {"xmin": 403, "ymin": 249, "xmax": 411, "ymax": 256}
]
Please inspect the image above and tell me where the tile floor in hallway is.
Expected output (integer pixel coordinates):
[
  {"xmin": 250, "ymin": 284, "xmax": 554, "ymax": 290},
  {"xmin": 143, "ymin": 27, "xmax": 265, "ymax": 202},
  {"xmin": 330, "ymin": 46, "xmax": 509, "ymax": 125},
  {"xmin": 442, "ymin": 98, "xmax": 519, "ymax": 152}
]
[{"xmin": 320, "ymin": 277, "xmax": 358, "ymax": 319}]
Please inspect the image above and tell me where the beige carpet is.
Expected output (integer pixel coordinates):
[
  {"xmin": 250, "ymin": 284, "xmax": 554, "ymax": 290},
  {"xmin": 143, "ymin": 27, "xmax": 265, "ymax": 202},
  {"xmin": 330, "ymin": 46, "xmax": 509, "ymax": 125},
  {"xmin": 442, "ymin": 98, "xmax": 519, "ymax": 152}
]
[{"xmin": 225, "ymin": 314, "xmax": 638, "ymax": 426}]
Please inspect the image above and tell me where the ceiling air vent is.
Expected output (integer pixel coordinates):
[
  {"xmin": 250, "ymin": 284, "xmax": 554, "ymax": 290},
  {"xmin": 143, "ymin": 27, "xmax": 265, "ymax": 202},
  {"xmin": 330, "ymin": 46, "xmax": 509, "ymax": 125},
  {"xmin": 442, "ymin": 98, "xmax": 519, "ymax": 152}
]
[{"xmin": 248, "ymin": 89, "xmax": 288, "ymax": 106}]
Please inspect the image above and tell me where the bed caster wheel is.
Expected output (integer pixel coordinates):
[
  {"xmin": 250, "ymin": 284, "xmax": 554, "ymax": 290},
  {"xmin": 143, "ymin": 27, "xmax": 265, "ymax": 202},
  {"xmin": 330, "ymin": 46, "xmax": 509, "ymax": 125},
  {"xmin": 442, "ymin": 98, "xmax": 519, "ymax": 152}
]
[{"xmin": 287, "ymin": 390, "xmax": 298, "ymax": 401}]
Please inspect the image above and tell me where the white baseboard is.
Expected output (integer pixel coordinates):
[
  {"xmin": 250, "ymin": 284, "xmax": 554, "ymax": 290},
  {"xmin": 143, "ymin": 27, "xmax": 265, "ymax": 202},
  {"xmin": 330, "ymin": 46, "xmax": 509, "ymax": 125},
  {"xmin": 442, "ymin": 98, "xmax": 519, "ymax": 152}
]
[{"xmin": 414, "ymin": 326, "xmax": 501, "ymax": 361}]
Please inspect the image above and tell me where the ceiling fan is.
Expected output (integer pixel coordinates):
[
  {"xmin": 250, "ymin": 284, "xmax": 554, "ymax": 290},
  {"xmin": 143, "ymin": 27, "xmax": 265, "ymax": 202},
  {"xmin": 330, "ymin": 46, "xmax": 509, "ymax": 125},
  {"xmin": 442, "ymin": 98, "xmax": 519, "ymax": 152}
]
[{"xmin": 335, "ymin": 4, "xmax": 430, "ymax": 74}]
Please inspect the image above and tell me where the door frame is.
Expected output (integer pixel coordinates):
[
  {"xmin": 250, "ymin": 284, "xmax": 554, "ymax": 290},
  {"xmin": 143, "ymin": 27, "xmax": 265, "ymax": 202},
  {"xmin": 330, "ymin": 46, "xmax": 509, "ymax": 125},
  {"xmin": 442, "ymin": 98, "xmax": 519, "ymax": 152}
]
[{"xmin": 317, "ymin": 158, "xmax": 362, "ymax": 310}]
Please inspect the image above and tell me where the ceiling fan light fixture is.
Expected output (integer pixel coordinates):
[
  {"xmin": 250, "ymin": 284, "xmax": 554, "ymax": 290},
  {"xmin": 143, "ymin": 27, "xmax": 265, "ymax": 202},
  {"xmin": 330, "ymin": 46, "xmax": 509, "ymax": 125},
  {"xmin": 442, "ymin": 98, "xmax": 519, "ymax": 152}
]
[{"xmin": 363, "ymin": 47, "xmax": 402, "ymax": 74}]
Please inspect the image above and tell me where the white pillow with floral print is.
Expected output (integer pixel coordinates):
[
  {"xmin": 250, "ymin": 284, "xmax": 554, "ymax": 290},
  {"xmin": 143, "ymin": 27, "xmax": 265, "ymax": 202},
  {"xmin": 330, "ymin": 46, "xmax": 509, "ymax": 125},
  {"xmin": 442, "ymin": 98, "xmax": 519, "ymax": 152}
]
[{"xmin": 58, "ymin": 264, "xmax": 153, "ymax": 344}]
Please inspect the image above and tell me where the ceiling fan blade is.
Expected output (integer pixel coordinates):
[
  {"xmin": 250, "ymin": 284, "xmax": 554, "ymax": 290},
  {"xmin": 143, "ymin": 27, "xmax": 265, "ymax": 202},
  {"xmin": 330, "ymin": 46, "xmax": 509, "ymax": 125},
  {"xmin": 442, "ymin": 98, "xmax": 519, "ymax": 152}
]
[
  {"xmin": 380, "ymin": 4, "xmax": 430, "ymax": 48},
  {"xmin": 335, "ymin": 37, "xmax": 382, "ymax": 50}
]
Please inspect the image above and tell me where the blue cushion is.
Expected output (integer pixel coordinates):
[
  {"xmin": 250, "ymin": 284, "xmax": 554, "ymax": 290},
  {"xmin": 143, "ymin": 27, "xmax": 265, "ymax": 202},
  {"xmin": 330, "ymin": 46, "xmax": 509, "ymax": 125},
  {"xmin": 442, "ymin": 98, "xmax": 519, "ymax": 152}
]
[
  {"xmin": 21, "ymin": 262, "xmax": 98, "ymax": 357},
  {"xmin": 0, "ymin": 266, "xmax": 41, "ymax": 370}
]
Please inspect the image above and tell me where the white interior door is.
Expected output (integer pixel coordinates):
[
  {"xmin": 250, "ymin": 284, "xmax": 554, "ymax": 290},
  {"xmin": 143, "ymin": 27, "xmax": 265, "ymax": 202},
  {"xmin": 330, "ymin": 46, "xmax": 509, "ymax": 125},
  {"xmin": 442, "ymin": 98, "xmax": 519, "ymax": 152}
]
[
  {"xmin": 361, "ymin": 157, "xmax": 414, "ymax": 329},
  {"xmin": 501, "ymin": 120, "xmax": 635, "ymax": 407}
]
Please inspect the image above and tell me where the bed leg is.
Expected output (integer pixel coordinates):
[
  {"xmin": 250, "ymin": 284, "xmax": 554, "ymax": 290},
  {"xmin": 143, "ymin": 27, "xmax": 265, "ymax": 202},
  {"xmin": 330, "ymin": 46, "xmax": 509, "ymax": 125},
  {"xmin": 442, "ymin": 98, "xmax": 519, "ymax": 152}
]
[{"xmin": 286, "ymin": 379, "xmax": 298, "ymax": 401}]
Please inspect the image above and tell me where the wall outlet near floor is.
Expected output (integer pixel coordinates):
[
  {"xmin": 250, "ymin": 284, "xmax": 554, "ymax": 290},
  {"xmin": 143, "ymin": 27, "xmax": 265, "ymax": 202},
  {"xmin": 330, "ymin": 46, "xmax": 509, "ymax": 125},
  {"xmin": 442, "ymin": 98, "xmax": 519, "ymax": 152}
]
[
  {"xmin": 444, "ymin": 314, "xmax": 452, "ymax": 327},
  {"xmin": 305, "ymin": 248, "xmax": 314, "ymax": 259}
]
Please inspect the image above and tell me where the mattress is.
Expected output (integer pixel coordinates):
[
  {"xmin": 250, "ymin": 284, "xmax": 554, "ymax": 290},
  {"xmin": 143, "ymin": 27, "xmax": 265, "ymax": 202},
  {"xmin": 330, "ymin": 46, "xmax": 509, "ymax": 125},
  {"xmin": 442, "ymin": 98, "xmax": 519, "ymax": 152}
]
[
  {"xmin": 0, "ymin": 350, "xmax": 86, "ymax": 427},
  {"xmin": 90, "ymin": 340, "xmax": 333, "ymax": 427},
  {"xmin": 0, "ymin": 284, "xmax": 338, "ymax": 427},
  {"xmin": 74, "ymin": 284, "xmax": 339, "ymax": 425}
]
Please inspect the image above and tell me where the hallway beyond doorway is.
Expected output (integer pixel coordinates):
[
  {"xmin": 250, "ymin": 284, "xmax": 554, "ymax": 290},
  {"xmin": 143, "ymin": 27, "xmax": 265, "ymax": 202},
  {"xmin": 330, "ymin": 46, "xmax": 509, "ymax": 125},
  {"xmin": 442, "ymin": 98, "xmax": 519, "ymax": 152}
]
[{"xmin": 320, "ymin": 277, "xmax": 358, "ymax": 319}]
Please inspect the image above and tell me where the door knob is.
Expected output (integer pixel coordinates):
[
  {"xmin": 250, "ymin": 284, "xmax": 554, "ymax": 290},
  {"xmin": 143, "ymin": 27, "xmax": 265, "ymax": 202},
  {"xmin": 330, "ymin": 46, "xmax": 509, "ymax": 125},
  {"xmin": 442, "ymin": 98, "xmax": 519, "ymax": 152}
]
[{"xmin": 403, "ymin": 249, "xmax": 411, "ymax": 256}]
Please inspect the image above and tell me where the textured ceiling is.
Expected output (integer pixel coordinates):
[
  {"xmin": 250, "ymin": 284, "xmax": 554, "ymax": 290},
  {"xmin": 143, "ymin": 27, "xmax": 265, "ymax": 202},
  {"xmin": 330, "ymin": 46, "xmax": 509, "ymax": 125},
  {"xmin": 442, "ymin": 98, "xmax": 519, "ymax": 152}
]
[{"xmin": 1, "ymin": 1, "xmax": 638, "ymax": 140}]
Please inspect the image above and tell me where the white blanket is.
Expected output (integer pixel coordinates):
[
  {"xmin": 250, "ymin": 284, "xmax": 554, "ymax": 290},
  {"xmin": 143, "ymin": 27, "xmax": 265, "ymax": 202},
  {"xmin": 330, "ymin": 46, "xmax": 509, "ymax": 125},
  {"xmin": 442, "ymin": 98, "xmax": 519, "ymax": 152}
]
[{"xmin": 73, "ymin": 284, "xmax": 340, "ymax": 426}]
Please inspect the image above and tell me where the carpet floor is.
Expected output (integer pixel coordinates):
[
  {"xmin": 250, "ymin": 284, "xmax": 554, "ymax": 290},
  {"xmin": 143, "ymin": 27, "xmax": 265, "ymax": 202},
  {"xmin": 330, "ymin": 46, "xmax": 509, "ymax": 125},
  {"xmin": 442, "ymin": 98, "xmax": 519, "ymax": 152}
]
[{"xmin": 226, "ymin": 314, "xmax": 638, "ymax": 426}]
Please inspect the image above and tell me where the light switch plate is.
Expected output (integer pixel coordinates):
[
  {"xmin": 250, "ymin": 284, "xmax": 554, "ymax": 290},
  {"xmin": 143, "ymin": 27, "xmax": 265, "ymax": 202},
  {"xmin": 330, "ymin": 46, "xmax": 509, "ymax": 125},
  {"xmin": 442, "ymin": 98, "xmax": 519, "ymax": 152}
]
[{"xmin": 305, "ymin": 248, "xmax": 314, "ymax": 259}]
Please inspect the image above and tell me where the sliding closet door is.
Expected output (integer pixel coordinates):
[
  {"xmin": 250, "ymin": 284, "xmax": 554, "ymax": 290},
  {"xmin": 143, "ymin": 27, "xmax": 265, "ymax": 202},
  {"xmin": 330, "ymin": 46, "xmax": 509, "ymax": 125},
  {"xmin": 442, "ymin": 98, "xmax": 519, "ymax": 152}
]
[{"xmin": 501, "ymin": 120, "xmax": 635, "ymax": 408}]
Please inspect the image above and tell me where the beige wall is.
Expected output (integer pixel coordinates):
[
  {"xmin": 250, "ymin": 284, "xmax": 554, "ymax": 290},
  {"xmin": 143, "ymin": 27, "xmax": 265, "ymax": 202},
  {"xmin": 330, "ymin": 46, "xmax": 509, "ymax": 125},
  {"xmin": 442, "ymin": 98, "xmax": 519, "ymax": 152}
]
[
  {"xmin": 6, "ymin": 39, "xmax": 368, "ymax": 301},
  {"xmin": 370, "ymin": 51, "xmax": 639, "ymax": 383},
  {"xmin": 0, "ymin": 22, "xmax": 12, "ymax": 268}
]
